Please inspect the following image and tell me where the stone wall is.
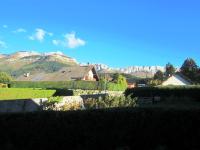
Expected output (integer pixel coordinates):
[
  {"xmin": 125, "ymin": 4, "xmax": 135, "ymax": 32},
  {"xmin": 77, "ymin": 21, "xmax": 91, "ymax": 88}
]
[
  {"xmin": 0, "ymin": 92, "xmax": 124, "ymax": 113},
  {"xmin": 0, "ymin": 97, "xmax": 85, "ymax": 113},
  {"xmin": 0, "ymin": 98, "xmax": 48, "ymax": 113}
]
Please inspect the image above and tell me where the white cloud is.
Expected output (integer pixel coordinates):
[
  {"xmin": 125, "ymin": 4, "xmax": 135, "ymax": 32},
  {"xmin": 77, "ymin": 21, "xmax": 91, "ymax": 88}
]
[
  {"xmin": 29, "ymin": 36, "xmax": 35, "ymax": 40},
  {"xmin": 52, "ymin": 40, "xmax": 60, "ymax": 46},
  {"xmin": 13, "ymin": 28, "xmax": 27, "ymax": 33},
  {"xmin": 53, "ymin": 32, "xmax": 86, "ymax": 49},
  {"xmin": 48, "ymin": 32, "xmax": 53, "ymax": 36},
  {"xmin": 65, "ymin": 32, "xmax": 86, "ymax": 48},
  {"xmin": 29, "ymin": 28, "xmax": 45, "ymax": 42},
  {"xmin": 2, "ymin": 25, "xmax": 8, "ymax": 28},
  {"xmin": 0, "ymin": 41, "xmax": 7, "ymax": 48},
  {"xmin": 29, "ymin": 28, "xmax": 53, "ymax": 42}
]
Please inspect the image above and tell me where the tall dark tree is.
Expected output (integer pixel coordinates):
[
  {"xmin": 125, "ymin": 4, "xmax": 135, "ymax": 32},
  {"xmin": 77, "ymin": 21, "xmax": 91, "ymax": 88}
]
[
  {"xmin": 165, "ymin": 63, "xmax": 175, "ymax": 77},
  {"xmin": 180, "ymin": 58, "xmax": 199, "ymax": 80},
  {"xmin": 112, "ymin": 73, "xmax": 120, "ymax": 83},
  {"xmin": 0, "ymin": 72, "xmax": 13, "ymax": 83},
  {"xmin": 195, "ymin": 68, "xmax": 200, "ymax": 83},
  {"xmin": 154, "ymin": 70, "xmax": 164, "ymax": 81}
]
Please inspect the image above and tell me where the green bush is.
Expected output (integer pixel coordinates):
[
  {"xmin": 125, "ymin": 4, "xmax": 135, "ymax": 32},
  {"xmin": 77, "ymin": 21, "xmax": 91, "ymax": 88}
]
[
  {"xmin": 124, "ymin": 85, "xmax": 200, "ymax": 100},
  {"xmin": 0, "ymin": 108, "xmax": 199, "ymax": 149},
  {"xmin": 44, "ymin": 96, "xmax": 83, "ymax": 111},
  {"xmin": 84, "ymin": 95, "xmax": 137, "ymax": 109},
  {"xmin": 107, "ymin": 82, "xmax": 127, "ymax": 91},
  {"xmin": 0, "ymin": 88, "xmax": 56, "ymax": 100},
  {"xmin": 0, "ymin": 83, "xmax": 8, "ymax": 88},
  {"xmin": 72, "ymin": 89, "xmax": 100, "ymax": 96},
  {"xmin": 47, "ymin": 96, "xmax": 62, "ymax": 104},
  {"xmin": 43, "ymin": 96, "xmax": 63, "ymax": 111},
  {"xmin": 0, "ymin": 72, "xmax": 12, "ymax": 84}
]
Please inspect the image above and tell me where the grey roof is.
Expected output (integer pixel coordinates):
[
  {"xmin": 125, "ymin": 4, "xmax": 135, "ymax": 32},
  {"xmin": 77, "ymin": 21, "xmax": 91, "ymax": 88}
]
[
  {"xmin": 175, "ymin": 72, "xmax": 193, "ymax": 84},
  {"xmin": 17, "ymin": 65, "xmax": 99, "ymax": 81},
  {"xmin": 162, "ymin": 72, "xmax": 193, "ymax": 86}
]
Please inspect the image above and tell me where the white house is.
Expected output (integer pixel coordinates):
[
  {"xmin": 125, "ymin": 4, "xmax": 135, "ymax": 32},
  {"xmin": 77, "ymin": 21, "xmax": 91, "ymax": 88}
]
[{"xmin": 162, "ymin": 74, "xmax": 192, "ymax": 86}]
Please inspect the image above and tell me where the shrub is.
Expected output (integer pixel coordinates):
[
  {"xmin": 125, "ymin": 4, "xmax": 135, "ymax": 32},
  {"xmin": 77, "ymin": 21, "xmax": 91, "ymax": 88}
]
[
  {"xmin": 83, "ymin": 98, "xmax": 97, "ymax": 109},
  {"xmin": 107, "ymin": 82, "xmax": 127, "ymax": 91},
  {"xmin": 124, "ymin": 85, "xmax": 200, "ymax": 100},
  {"xmin": 61, "ymin": 101, "xmax": 82, "ymax": 111},
  {"xmin": 44, "ymin": 96, "xmax": 63, "ymax": 111},
  {"xmin": 44, "ymin": 96, "xmax": 82, "ymax": 111},
  {"xmin": 48, "ymin": 96, "xmax": 62, "ymax": 104},
  {"xmin": 84, "ymin": 95, "xmax": 137, "ymax": 109},
  {"xmin": 73, "ymin": 89, "xmax": 100, "ymax": 96},
  {"xmin": 0, "ymin": 83, "xmax": 8, "ymax": 88},
  {"xmin": 0, "ymin": 72, "xmax": 12, "ymax": 84}
]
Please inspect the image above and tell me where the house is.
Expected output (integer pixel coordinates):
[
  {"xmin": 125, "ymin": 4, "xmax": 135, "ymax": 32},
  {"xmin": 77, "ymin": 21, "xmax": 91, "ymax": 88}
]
[
  {"xmin": 127, "ymin": 83, "xmax": 135, "ymax": 89},
  {"xmin": 58, "ymin": 65, "xmax": 99, "ymax": 81},
  {"xmin": 17, "ymin": 65, "xmax": 99, "ymax": 81},
  {"xmin": 162, "ymin": 73, "xmax": 192, "ymax": 86}
]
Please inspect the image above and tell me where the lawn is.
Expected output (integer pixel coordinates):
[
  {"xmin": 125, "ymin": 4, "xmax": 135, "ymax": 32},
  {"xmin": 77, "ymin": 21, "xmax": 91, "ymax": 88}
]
[{"xmin": 0, "ymin": 88, "xmax": 56, "ymax": 100}]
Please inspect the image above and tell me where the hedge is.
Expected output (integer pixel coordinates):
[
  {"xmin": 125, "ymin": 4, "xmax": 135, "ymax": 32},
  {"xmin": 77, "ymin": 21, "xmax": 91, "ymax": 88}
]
[
  {"xmin": 0, "ymin": 88, "xmax": 56, "ymax": 100},
  {"xmin": 125, "ymin": 85, "xmax": 200, "ymax": 99},
  {"xmin": 10, "ymin": 81, "xmax": 98, "ymax": 90},
  {"xmin": 9, "ymin": 81, "xmax": 126, "ymax": 91},
  {"xmin": 0, "ymin": 108, "xmax": 200, "ymax": 149}
]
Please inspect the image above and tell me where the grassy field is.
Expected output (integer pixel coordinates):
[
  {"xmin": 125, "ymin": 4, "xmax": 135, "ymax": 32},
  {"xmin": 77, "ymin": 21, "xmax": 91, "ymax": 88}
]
[{"xmin": 0, "ymin": 88, "xmax": 56, "ymax": 100}]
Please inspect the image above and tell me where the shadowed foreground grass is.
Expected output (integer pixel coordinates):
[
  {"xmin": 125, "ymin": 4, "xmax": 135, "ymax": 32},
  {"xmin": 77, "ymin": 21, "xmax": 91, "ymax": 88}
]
[{"xmin": 0, "ymin": 107, "xmax": 200, "ymax": 150}]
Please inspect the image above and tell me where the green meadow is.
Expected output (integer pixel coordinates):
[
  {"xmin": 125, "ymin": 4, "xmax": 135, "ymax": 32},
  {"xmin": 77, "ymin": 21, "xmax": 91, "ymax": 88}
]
[{"xmin": 0, "ymin": 88, "xmax": 56, "ymax": 100}]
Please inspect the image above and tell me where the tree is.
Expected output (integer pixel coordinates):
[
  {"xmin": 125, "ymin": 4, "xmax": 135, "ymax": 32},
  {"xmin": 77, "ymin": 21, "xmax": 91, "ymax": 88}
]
[
  {"xmin": 98, "ymin": 76, "xmax": 108, "ymax": 91},
  {"xmin": 0, "ymin": 72, "xmax": 13, "ymax": 83},
  {"xmin": 116, "ymin": 74, "xmax": 128, "ymax": 88},
  {"xmin": 112, "ymin": 73, "xmax": 127, "ymax": 89},
  {"xmin": 195, "ymin": 68, "xmax": 200, "ymax": 83},
  {"xmin": 165, "ymin": 63, "xmax": 175, "ymax": 77},
  {"xmin": 180, "ymin": 58, "xmax": 199, "ymax": 80},
  {"xmin": 112, "ymin": 73, "xmax": 120, "ymax": 83},
  {"xmin": 154, "ymin": 70, "xmax": 164, "ymax": 81}
]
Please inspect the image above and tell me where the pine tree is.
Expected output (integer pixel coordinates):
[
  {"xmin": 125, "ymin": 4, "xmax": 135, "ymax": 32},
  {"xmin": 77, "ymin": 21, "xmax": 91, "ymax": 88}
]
[
  {"xmin": 165, "ymin": 63, "xmax": 175, "ymax": 77},
  {"xmin": 180, "ymin": 58, "xmax": 198, "ymax": 81},
  {"xmin": 154, "ymin": 70, "xmax": 164, "ymax": 81}
]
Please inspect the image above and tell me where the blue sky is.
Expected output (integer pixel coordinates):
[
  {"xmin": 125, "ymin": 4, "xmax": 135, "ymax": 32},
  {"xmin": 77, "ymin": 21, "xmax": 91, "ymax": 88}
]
[{"xmin": 0, "ymin": 0, "xmax": 200, "ymax": 67}]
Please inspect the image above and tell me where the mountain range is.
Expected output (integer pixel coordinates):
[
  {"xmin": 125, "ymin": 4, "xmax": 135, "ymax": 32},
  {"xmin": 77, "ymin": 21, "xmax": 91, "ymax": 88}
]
[
  {"xmin": 0, "ymin": 51, "xmax": 78, "ymax": 78},
  {"xmin": 0, "ymin": 51, "xmax": 168, "ymax": 78}
]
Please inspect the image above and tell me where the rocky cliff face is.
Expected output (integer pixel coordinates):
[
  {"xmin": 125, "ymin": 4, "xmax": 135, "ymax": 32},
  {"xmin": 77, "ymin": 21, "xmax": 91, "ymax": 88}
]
[{"xmin": 94, "ymin": 64, "xmax": 166, "ymax": 74}]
